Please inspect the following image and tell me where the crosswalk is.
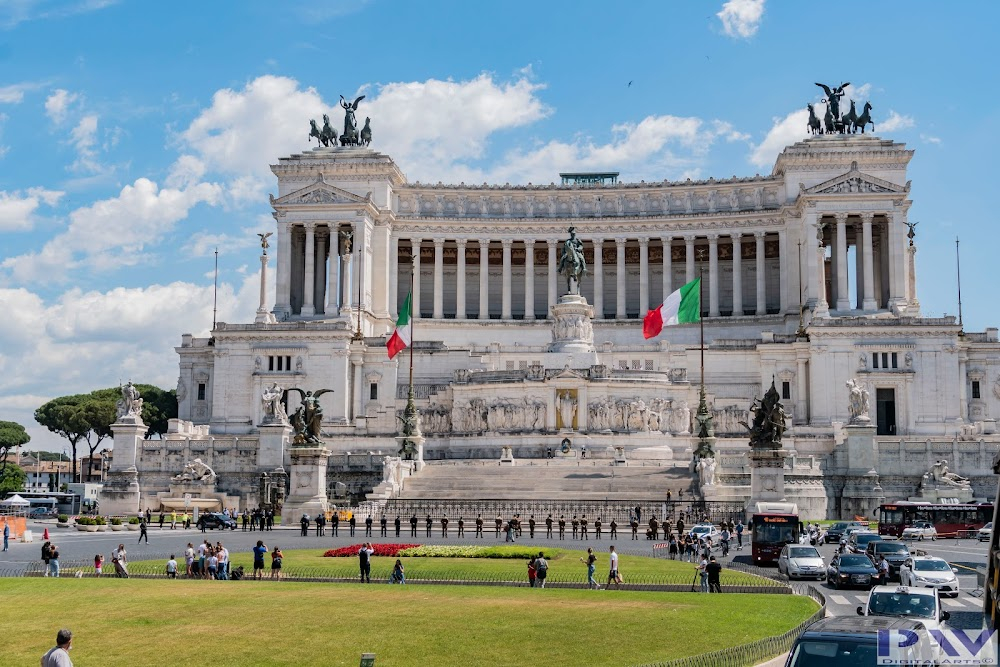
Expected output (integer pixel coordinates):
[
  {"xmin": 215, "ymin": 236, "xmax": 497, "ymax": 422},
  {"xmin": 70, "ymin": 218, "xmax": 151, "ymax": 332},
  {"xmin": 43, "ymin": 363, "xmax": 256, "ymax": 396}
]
[{"xmin": 827, "ymin": 592, "xmax": 981, "ymax": 611}]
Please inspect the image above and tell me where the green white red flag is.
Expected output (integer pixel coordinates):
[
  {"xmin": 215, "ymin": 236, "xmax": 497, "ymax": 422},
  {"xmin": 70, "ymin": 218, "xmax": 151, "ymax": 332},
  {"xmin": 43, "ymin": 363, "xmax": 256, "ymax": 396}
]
[
  {"xmin": 643, "ymin": 278, "xmax": 700, "ymax": 339},
  {"xmin": 387, "ymin": 291, "xmax": 412, "ymax": 359}
]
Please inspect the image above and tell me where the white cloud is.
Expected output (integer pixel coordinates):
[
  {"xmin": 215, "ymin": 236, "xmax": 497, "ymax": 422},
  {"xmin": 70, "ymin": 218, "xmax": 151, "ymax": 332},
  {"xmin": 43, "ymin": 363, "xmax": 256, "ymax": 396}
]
[
  {"xmin": 2, "ymin": 177, "xmax": 222, "ymax": 281},
  {"xmin": 879, "ymin": 110, "xmax": 915, "ymax": 133},
  {"xmin": 0, "ymin": 0, "xmax": 119, "ymax": 30},
  {"xmin": 0, "ymin": 187, "xmax": 63, "ymax": 231},
  {"xmin": 749, "ymin": 108, "xmax": 809, "ymax": 168},
  {"xmin": 0, "ymin": 82, "xmax": 42, "ymax": 104},
  {"xmin": 717, "ymin": 0, "xmax": 765, "ymax": 38},
  {"xmin": 920, "ymin": 133, "xmax": 942, "ymax": 145},
  {"xmin": 44, "ymin": 88, "xmax": 78, "ymax": 123},
  {"xmin": 69, "ymin": 113, "xmax": 100, "ymax": 172}
]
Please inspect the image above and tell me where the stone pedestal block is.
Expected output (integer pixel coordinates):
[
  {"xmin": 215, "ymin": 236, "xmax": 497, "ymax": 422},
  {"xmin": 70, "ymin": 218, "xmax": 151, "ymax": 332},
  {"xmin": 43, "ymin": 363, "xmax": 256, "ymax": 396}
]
[
  {"xmin": 748, "ymin": 449, "xmax": 788, "ymax": 510},
  {"xmin": 258, "ymin": 423, "xmax": 292, "ymax": 470},
  {"xmin": 842, "ymin": 472, "xmax": 885, "ymax": 520},
  {"xmin": 395, "ymin": 433, "xmax": 425, "ymax": 472},
  {"xmin": 845, "ymin": 423, "xmax": 877, "ymax": 474},
  {"xmin": 109, "ymin": 419, "xmax": 147, "ymax": 473},
  {"xmin": 280, "ymin": 446, "xmax": 331, "ymax": 525},
  {"xmin": 548, "ymin": 295, "xmax": 600, "ymax": 366},
  {"xmin": 98, "ymin": 469, "xmax": 141, "ymax": 516}
]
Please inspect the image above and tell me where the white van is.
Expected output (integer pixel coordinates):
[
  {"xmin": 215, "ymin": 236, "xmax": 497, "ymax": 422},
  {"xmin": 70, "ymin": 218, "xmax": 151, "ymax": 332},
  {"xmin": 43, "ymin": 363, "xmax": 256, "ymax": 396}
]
[{"xmin": 856, "ymin": 585, "xmax": 950, "ymax": 632}]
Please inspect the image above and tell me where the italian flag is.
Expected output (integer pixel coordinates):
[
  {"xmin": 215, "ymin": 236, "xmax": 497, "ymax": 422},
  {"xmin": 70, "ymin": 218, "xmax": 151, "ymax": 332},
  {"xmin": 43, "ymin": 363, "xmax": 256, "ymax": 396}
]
[
  {"xmin": 643, "ymin": 278, "xmax": 700, "ymax": 339},
  {"xmin": 387, "ymin": 291, "xmax": 412, "ymax": 359}
]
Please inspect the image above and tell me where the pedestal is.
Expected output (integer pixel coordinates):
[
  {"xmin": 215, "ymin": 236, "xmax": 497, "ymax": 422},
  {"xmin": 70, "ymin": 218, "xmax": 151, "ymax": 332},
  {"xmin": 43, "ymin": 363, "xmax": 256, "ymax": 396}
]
[
  {"xmin": 395, "ymin": 434, "xmax": 425, "ymax": 472},
  {"xmin": 98, "ymin": 419, "xmax": 147, "ymax": 515},
  {"xmin": 841, "ymin": 423, "xmax": 885, "ymax": 518},
  {"xmin": 845, "ymin": 423, "xmax": 877, "ymax": 473},
  {"xmin": 548, "ymin": 294, "xmax": 600, "ymax": 366},
  {"xmin": 499, "ymin": 446, "xmax": 515, "ymax": 467},
  {"xmin": 748, "ymin": 448, "xmax": 787, "ymax": 510},
  {"xmin": 258, "ymin": 422, "xmax": 292, "ymax": 470},
  {"xmin": 280, "ymin": 446, "xmax": 331, "ymax": 525}
]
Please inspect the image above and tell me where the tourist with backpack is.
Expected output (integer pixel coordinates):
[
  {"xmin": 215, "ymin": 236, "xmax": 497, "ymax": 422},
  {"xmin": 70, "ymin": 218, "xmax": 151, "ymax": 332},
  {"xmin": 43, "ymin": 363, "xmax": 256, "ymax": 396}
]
[{"xmin": 535, "ymin": 552, "xmax": 548, "ymax": 588}]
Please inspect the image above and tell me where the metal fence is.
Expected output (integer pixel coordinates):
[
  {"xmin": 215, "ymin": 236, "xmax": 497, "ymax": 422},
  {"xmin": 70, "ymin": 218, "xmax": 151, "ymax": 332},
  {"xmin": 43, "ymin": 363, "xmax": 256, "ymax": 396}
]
[
  {"xmin": 379, "ymin": 499, "xmax": 747, "ymax": 525},
  {"xmin": 633, "ymin": 585, "xmax": 826, "ymax": 667}
]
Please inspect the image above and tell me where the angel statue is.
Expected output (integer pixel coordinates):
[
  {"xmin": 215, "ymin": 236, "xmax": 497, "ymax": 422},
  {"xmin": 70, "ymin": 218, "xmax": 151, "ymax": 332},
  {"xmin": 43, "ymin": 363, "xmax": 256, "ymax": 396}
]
[
  {"xmin": 340, "ymin": 94, "xmax": 365, "ymax": 146},
  {"xmin": 284, "ymin": 388, "xmax": 334, "ymax": 445},
  {"xmin": 815, "ymin": 82, "xmax": 850, "ymax": 121},
  {"xmin": 257, "ymin": 232, "xmax": 273, "ymax": 253}
]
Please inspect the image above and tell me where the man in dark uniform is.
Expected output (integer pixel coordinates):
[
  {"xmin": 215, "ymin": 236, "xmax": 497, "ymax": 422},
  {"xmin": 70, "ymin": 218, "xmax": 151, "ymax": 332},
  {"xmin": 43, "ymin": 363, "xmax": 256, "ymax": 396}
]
[
  {"xmin": 441, "ymin": 515, "xmax": 449, "ymax": 538},
  {"xmin": 580, "ymin": 515, "xmax": 589, "ymax": 540},
  {"xmin": 410, "ymin": 514, "xmax": 418, "ymax": 537},
  {"xmin": 609, "ymin": 518, "xmax": 617, "ymax": 539},
  {"xmin": 594, "ymin": 517, "xmax": 602, "ymax": 539},
  {"xmin": 316, "ymin": 512, "xmax": 325, "ymax": 536},
  {"xmin": 394, "ymin": 515, "xmax": 401, "ymax": 537},
  {"xmin": 380, "ymin": 515, "xmax": 387, "ymax": 537},
  {"xmin": 676, "ymin": 518, "xmax": 685, "ymax": 537},
  {"xmin": 425, "ymin": 514, "xmax": 433, "ymax": 538},
  {"xmin": 546, "ymin": 514, "xmax": 554, "ymax": 539},
  {"xmin": 494, "ymin": 514, "xmax": 502, "ymax": 538},
  {"xmin": 634, "ymin": 505, "xmax": 642, "ymax": 524},
  {"xmin": 528, "ymin": 515, "xmax": 536, "ymax": 539},
  {"xmin": 331, "ymin": 512, "xmax": 339, "ymax": 536},
  {"xmin": 349, "ymin": 514, "xmax": 356, "ymax": 537},
  {"xmin": 650, "ymin": 516, "xmax": 659, "ymax": 540},
  {"xmin": 300, "ymin": 514, "xmax": 309, "ymax": 537},
  {"xmin": 558, "ymin": 515, "xmax": 566, "ymax": 540},
  {"xmin": 457, "ymin": 516, "xmax": 465, "ymax": 537},
  {"xmin": 365, "ymin": 515, "xmax": 373, "ymax": 537},
  {"xmin": 475, "ymin": 514, "xmax": 484, "ymax": 539},
  {"xmin": 631, "ymin": 515, "xmax": 639, "ymax": 540},
  {"xmin": 571, "ymin": 515, "xmax": 579, "ymax": 540}
]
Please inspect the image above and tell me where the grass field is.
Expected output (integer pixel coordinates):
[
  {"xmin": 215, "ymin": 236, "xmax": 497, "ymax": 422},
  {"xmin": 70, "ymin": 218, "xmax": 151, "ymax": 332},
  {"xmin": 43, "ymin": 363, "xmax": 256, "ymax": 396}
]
[
  {"xmin": 114, "ymin": 547, "xmax": 782, "ymax": 587},
  {"xmin": 0, "ymin": 578, "xmax": 818, "ymax": 666}
]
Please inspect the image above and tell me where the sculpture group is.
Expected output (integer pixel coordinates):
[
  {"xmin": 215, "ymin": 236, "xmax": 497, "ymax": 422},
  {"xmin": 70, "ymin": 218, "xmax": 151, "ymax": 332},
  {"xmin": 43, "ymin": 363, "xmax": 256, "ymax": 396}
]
[
  {"xmin": 740, "ymin": 381, "xmax": 787, "ymax": 449},
  {"xmin": 846, "ymin": 378, "xmax": 871, "ymax": 424},
  {"xmin": 308, "ymin": 95, "xmax": 373, "ymax": 147},
  {"xmin": 116, "ymin": 381, "xmax": 143, "ymax": 421},
  {"xmin": 558, "ymin": 227, "xmax": 587, "ymax": 294},
  {"xmin": 808, "ymin": 82, "xmax": 875, "ymax": 135}
]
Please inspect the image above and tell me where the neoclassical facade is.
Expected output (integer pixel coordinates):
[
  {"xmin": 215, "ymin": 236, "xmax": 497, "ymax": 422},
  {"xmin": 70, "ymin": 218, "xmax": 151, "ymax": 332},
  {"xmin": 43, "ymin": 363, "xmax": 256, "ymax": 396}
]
[{"xmin": 160, "ymin": 133, "xmax": 1000, "ymax": 512}]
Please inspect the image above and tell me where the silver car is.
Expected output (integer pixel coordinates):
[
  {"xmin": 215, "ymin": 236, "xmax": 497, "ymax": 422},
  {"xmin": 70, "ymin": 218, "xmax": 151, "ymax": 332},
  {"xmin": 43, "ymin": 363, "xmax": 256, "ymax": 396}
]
[
  {"xmin": 898, "ymin": 556, "xmax": 960, "ymax": 597},
  {"xmin": 778, "ymin": 544, "xmax": 825, "ymax": 581}
]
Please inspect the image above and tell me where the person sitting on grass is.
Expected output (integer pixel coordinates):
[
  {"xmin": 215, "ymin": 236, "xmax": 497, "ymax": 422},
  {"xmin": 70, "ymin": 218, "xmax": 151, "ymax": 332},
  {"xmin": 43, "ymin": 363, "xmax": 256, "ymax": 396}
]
[{"xmin": 391, "ymin": 559, "xmax": 405, "ymax": 585}]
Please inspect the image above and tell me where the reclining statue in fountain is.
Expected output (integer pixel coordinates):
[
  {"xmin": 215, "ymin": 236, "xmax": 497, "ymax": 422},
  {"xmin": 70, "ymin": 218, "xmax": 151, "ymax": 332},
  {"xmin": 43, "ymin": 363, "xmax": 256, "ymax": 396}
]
[{"xmin": 172, "ymin": 458, "xmax": 217, "ymax": 485}]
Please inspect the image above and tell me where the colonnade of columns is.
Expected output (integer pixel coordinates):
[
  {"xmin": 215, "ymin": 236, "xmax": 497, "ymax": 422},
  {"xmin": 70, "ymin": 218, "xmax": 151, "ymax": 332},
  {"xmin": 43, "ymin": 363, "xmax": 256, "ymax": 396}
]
[
  {"xmin": 276, "ymin": 222, "xmax": 360, "ymax": 317},
  {"xmin": 809, "ymin": 211, "xmax": 894, "ymax": 314},
  {"xmin": 392, "ymin": 233, "xmax": 782, "ymax": 321}
]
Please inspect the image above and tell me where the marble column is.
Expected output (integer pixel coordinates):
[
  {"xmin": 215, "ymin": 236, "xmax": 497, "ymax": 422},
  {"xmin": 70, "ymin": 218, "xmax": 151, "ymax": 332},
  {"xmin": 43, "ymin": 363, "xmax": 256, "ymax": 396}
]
[
  {"xmin": 615, "ymin": 237, "xmax": 627, "ymax": 319},
  {"xmin": 340, "ymin": 249, "xmax": 352, "ymax": 316},
  {"xmin": 432, "ymin": 238, "xmax": 445, "ymax": 319},
  {"xmin": 387, "ymin": 233, "xmax": 400, "ymax": 318},
  {"xmin": 815, "ymin": 223, "xmax": 829, "ymax": 316},
  {"xmin": 275, "ymin": 223, "xmax": 292, "ymax": 317},
  {"xmin": 755, "ymin": 231, "xmax": 767, "ymax": 316},
  {"xmin": 411, "ymin": 239, "xmax": 422, "ymax": 319},
  {"xmin": 315, "ymin": 232, "xmax": 327, "ymax": 315},
  {"xmin": 547, "ymin": 239, "xmax": 557, "ymax": 316},
  {"xmin": 523, "ymin": 240, "xmax": 535, "ymax": 320},
  {"xmin": 778, "ymin": 229, "xmax": 789, "ymax": 315},
  {"xmin": 456, "ymin": 239, "xmax": 467, "ymax": 320},
  {"xmin": 685, "ymin": 235, "xmax": 695, "ymax": 283},
  {"xmin": 592, "ymin": 239, "xmax": 604, "ymax": 318},
  {"xmin": 708, "ymin": 234, "xmax": 720, "ymax": 317},
  {"xmin": 501, "ymin": 239, "xmax": 513, "ymax": 319},
  {"xmin": 479, "ymin": 239, "xmax": 490, "ymax": 320},
  {"xmin": 861, "ymin": 213, "xmax": 877, "ymax": 312},
  {"xmin": 301, "ymin": 222, "xmax": 316, "ymax": 316},
  {"xmin": 795, "ymin": 358, "xmax": 808, "ymax": 425},
  {"xmin": 638, "ymin": 238, "xmax": 649, "ymax": 316},
  {"xmin": 661, "ymin": 237, "xmax": 672, "ymax": 304},
  {"xmin": 835, "ymin": 213, "xmax": 850, "ymax": 311},
  {"xmin": 731, "ymin": 232, "xmax": 743, "ymax": 316}
]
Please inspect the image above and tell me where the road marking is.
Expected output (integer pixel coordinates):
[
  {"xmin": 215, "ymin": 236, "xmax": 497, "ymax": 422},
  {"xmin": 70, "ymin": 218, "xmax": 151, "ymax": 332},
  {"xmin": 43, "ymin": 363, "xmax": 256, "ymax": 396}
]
[
  {"xmin": 829, "ymin": 594, "xmax": 850, "ymax": 605},
  {"xmin": 942, "ymin": 598, "xmax": 969, "ymax": 608}
]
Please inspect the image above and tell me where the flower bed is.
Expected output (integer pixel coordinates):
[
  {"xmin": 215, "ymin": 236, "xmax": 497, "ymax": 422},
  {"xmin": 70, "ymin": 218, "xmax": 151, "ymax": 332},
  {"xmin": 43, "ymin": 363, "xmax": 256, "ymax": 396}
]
[
  {"xmin": 323, "ymin": 543, "xmax": 420, "ymax": 558},
  {"xmin": 397, "ymin": 545, "xmax": 551, "ymax": 559}
]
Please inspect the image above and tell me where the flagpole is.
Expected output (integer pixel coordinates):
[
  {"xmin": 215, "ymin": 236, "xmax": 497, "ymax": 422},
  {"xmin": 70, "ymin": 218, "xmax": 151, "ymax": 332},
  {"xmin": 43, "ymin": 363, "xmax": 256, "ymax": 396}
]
[
  {"xmin": 956, "ymin": 237, "xmax": 963, "ymax": 330},
  {"xmin": 699, "ymin": 267, "xmax": 704, "ymax": 389},
  {"xmin": 409, "ymin": 254, "xmax": 415, "ymax": 391}
]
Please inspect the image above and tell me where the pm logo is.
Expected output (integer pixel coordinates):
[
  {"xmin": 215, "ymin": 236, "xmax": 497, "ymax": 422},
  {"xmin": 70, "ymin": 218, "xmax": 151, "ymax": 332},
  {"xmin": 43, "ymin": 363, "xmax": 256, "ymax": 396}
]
[{"xmin": 877, "ymin": 628, "xmax": 998, "ymax": 665}]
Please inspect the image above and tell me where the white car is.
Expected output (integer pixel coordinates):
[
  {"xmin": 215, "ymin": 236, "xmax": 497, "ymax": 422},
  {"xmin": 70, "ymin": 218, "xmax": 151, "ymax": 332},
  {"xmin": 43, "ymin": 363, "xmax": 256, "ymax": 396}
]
[
  {"xmin": 899, "ymin": 556, "xmax": 960, "ymax": 597},
  {"xmin": 857, "ymin": 585, "xmax": 950, "ymax": 632},
  {"xmin": 901, "ymin": 521, "xmax": 937, "ymax": 541},
  {"xmin": 688, "ymin": 523, "xmax": 720, "ymax": 544},
  {"xmin": 978, "ymin": 522, "xmax": 993, "ymax": 543},
  {"xmin": 777, "ymin": 545, "xmax": 825, "ymax": 581}
]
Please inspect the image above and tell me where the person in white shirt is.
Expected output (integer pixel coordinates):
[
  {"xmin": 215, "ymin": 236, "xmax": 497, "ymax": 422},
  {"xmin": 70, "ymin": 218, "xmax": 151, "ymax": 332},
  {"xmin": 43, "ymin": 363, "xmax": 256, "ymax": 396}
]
[
  {"xmin": 699, "ymin": 557, "xmax": 709, "ymax": 592},
  {"xmin": 166, "ymin": 555, "xmax": 178, "ymax": 578},
  {"xmin": 607, "ymin": 545, "xmax": 620, "ymax": 588},
  {"xmin": 40, "ymin": 628, "xmax": 73, "ymax": 667},
  {"xmin": 184, "ymin": 543, "xmax": 195, "ymax": 577},
  {"xmin": 217, "ymin": 544, "xmax": 229, "ymax": 580}
]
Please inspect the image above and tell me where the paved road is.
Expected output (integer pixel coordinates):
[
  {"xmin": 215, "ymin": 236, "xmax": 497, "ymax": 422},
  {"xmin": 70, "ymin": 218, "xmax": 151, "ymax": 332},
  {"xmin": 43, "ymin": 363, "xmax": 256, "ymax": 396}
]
[{"xmin": 2, "ymin": 520, "xmax": 990, "ymax": 629}]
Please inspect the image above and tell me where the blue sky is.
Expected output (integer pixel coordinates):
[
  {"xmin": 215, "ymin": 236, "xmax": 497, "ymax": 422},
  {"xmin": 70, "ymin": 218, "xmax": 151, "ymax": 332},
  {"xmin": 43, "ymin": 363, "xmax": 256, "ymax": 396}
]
[{"xmin": 1, "ymin": 0, "xmax": 997, "ymax": 451}]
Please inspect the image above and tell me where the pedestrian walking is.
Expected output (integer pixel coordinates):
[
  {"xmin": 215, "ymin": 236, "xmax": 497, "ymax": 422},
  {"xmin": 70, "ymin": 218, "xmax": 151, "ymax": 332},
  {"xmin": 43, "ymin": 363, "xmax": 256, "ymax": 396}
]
[
  {"xmin": 138, "ymin": 519, "xmax": 148, "ymax": 544},
  {"xmin": 735, "ymin": 520, "xmax": 744, "ymax": 550},
  {"xmin": 170, "ymin": 512, "xmax": 177, "ymax": 530},
  {"xmin": 581, "ymin": 547, "xmax": 599, "ymax": 589},
  {"xmin": 2, "ymin": 521, "xmax": 8, "ymax": 551},
  {"xmin": 505, "ymin": 520, "xmax": 516, "ymax": 542},
  {"xmin": 40, "ymin": 629, "xmax": 73, "ymax": 667},
  {"xmin": 607, "ymin": 546, "xmax": 621, "ymax": 588},
  {"xmin": 158, "ymin": 512, "xmax": 164, "ymax": 529}
]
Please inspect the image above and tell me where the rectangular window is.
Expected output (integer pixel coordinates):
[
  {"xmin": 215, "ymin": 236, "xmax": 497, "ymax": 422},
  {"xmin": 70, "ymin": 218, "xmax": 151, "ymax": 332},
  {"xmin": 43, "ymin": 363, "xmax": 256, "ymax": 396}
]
[
  {"xmin": 872, "ymin": 353, "xmax": 879, "ymax": 369},
  {"xmin": 782, "ymin": 381, "xmax": 791, "ymax": 400},
  {"xmin": 505, "ymin": 361, "xmax": 515, "ymax": 371},
  {"xmin": 197, "ymin": 383, "xmax": 206, "ymax": 401},
  {"xmin": 268, "ymin": 356, "xmax": 275, "ymax": 372},
  {"xmin": 891, "ymin": 353, "xmax": 898, "ymax": 369},
  {"xmin": 881, "ymin": 352, "xmax": 889, "ymax": 369},
  {"xmin": 369, "ymin": 383, "xmax": 378, "ymax": 400},
  {"xmin": 286, "ymin": 356, "xmax": 292, "ymax": 371},
  {"xmin": 618, "ymin": 360, "xmax": 629, "ymax": 370},
  {"xmin": 519, "ymin": 360, "xmax": 527, "ymax": 370},
  {"xmin": 631, "ymin": 360, "xmax": 641, "ymax": 370},
  {"xmin": 972, "ymin": 381, "xmax": 981, "ymax": 399},
  {"xmin": 644, "ymin": 359, "xmax": 654, "ymax": 371}
]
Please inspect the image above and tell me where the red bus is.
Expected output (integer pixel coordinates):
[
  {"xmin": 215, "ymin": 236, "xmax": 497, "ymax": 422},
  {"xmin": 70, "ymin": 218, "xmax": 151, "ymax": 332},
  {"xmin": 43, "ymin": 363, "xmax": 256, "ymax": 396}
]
[
  {"xmin": 751, "ymin": 502, "xmax": 800, "ymax": 565},
  {"xmin": 878, "ymin": 502, "xmax": 993, "ymax": 538}
]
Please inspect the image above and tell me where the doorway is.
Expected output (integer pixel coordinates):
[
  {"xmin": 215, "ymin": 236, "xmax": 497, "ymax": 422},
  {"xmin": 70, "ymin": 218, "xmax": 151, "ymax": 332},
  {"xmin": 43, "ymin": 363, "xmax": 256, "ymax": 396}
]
[{"xmin": 876, "ymin": 388, "xmax": 896, "ymax": 435}]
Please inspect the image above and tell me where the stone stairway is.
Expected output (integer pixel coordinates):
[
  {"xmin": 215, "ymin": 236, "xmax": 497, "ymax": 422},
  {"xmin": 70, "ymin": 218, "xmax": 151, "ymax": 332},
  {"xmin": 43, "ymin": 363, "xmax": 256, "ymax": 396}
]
[{"xmin": 397, "ymin": 459, "xmax": 698, "ymax": 501}]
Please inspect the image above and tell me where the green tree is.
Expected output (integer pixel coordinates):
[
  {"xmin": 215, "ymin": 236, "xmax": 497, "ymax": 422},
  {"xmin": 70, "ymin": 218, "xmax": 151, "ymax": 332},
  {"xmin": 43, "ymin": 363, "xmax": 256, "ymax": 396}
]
[
  {"xmin": 0, "ymin": 420, "xmax": 30, "ymax": 469},
  {"xmin": 133, "ymin": 384, "xmax": 178, "ymax": 438},
  {"xmin": 0, "ymin": 463, "xmax": 26, "ymax": 494},
  {"xmin": 34, "ymin": 395, "xmax": 90, "ymax": 483}
]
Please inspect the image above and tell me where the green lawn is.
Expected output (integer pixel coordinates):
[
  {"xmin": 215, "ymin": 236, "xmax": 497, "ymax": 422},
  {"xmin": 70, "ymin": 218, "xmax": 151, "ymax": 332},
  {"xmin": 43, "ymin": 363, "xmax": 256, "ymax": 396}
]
[
  {"xmin": 123, "ymin": 547, "xmax": 781, "ymax": 587},
  {"xmin": 0, "ymin": 578, "xmax": 817, "ymax": 666}
]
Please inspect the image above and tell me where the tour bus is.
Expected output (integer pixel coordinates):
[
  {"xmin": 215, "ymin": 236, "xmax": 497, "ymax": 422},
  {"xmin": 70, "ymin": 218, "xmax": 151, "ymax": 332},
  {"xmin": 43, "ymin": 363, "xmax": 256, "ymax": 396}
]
[
  {"xmin": 750, "ymin": 502, "xmax": 800, "ymax": 565},
  {"xmin": 5, "ymin": 491, "xmax": 82, "ymax": 516},
  {"xmin": 877, "ymin": 502, "xmax": 993, "ymax": 538}
]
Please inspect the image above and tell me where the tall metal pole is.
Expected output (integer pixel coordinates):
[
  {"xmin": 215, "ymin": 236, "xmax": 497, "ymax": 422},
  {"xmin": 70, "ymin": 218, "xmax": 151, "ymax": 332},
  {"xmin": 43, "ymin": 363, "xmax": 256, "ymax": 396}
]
[
  {"xmin": 212, "ymin": 248, "xmax": 219, "ymax": 330},
  {"xmin": 409, "ymin": 254, "xmax": 415, "ymax": 392},
  {"xmin": 956, "ymin": 237, "xmax": 963, "ymax": 330}
]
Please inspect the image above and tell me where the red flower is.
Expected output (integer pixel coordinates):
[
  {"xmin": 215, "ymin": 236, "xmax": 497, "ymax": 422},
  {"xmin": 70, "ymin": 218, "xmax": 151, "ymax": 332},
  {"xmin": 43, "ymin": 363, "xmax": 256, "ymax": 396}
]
[{"xmin": 322, "ymin": 543, "xmax": 421, "ymax": 558}]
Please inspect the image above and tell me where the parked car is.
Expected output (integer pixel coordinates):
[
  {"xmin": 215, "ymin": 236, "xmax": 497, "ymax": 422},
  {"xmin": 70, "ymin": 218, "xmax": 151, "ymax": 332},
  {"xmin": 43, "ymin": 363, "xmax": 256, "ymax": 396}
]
[
  {"xmin": 688, "ymin": 523, "xmax": 720, "ymax": 543},
  {"xmin": 28, "ymin": 507, "xmax": 57, "ymax": 519},
  {"xmin": 898, "ymin": 556, "xmax": 960, "ymax": 597},
  {"xmin": 901, "ymin": 521, "xmax": 937, "ymax": 541},
  {"xmin": 778, "ymin": 545, "xmax": 825, "ymax": 581},
  {"xmin": 827, "ymin": 553, "xmax": 879, "ymax": 589},
  {"xmin": 866, "ymin": 540, "xmax": 911, "ymax": 580},
  {"xmin": 785, "ymin": 616, "xmax": 936, "ymax": 667},
  {"xmin": 847, "ymin": 531, "xmax": 882, "ymax": 554},
  {"xmin": 978, "ymin": 522, "xmax": 993, "ymax": 543},
  {"xmin": 826, "ymin": 521, "xmax": 866, "ymax": 544},
  {"xmin": 857, "ymin": 585, "xmax": 949, "ymax": 632},
  {"xmin": 198, "ymin": 513, "xmax": 237, "ymax": 530}
]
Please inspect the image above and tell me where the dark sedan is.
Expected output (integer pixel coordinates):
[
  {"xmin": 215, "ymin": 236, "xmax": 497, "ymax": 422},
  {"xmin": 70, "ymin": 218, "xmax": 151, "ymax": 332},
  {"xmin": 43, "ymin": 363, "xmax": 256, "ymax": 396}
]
[
  {"xmin": 825, "ymin": 521, "xmax": 865, "ymax": 544},
  {"xmin": 827, "ymin": 553, "xmax": 879, "ymax": 590},
  {"xmin": 198, "ymin": 513, "xmax": 237, "ymax": 530}
]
